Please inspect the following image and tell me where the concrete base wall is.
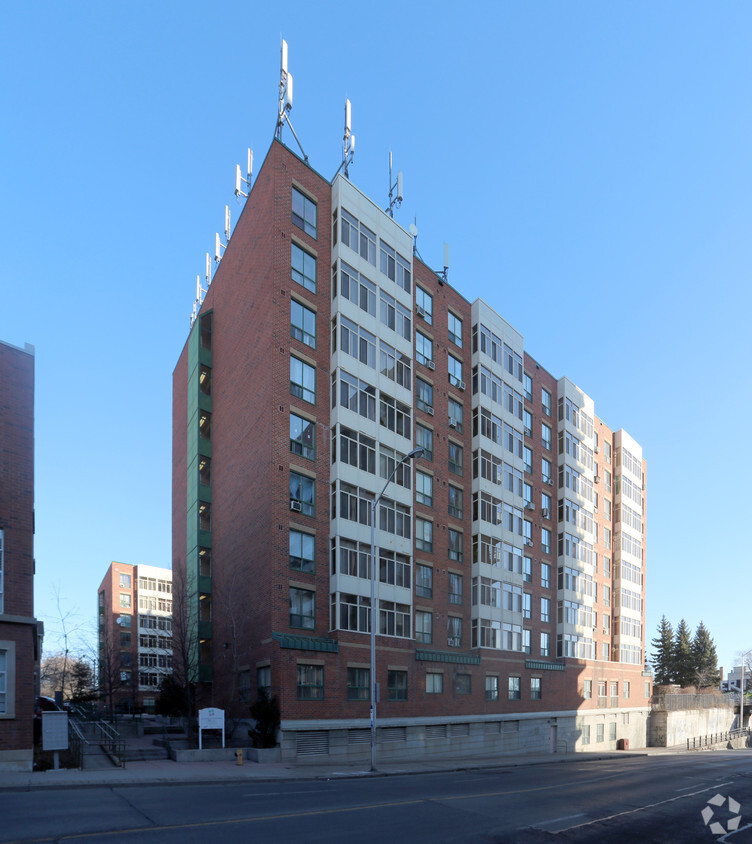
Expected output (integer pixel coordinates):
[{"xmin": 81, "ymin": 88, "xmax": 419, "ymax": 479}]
[
  {"xmin": 648, "ymin": 707, "xmax": 735, "ymax": 747},
  {"xmin": 279, "ymin": 713, "xmax": 616, "ymax": 765},
  {"xmin": 574, "ymin": 709, "xmax": 650, "ymax": 752},
  {"xmin": 0, "ymin": 749, "xmax": 33, "ymax": 772}
]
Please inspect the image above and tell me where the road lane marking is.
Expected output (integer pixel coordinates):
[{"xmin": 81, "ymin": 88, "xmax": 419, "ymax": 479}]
[{"xmin": 533, "ymin": 813, "xmax": 586, "ymax": 827}]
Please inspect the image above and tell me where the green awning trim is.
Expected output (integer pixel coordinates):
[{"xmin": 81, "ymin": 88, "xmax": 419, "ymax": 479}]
[
  {"xmin": 272, "ymin": 632, "xmax": 339, "ymax": 653},
  {"xmin": 415, "ymin": 649, "xmax": 481, "ymax": 665},
  {"xmin": 525, "ymin": 659, "xmax": 565, "ymax": 671}
]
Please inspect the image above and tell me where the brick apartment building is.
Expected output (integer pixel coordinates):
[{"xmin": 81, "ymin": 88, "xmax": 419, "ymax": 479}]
[
  {"xmin": 0, "ymin": 339, "xmax": 38, "ymax": 771},
  {"xmin": 172, "ymin": 135, "xmax": 649, "ymax": 762},
  {"xmin": 97, "ymin": 562, "xmax": 172, "ymax": 713}
]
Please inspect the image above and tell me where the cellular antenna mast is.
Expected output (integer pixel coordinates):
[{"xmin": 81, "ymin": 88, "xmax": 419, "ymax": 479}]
[
  {"xmin": 235, "ymin": 148, "xmax": 253, "ymax": 200},
  {"xmin": 275, "ymin": 39, "xmax": 307, "ymax": 162},
  {"xmin": 386, "ymin": 151, "xmax": 403, "ymax": 218},
  {"xmin": 333, "ymin": 98, "xmax": 355, "ymax": 180},
  {"xmin": 434, "ymin": 242, "xmax": 449, "ymax": 284}
]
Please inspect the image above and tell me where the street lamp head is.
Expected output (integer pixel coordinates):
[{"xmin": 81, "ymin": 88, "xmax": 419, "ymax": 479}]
[{"xmin": 407, "ymin": 446, "xmax": 424, "ymax": 460}]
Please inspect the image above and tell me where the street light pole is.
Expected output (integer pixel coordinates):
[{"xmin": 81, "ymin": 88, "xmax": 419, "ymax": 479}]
[
  {"xmin": 370, "ymin": 445, "xmax": 423, "ymax": 772},
  {"xmin": 741, "ymin": 650, "xmax": 752, "ymax": 733}
]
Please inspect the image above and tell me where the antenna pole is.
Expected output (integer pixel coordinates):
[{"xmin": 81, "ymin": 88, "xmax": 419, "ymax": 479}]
[{"xmin": 386, "ymin": 150, "xmax": 403, "ymax": 217}]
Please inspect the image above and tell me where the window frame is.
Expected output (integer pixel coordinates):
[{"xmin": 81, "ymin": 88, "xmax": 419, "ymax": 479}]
[
  {"xmin": 289, "ymin": 586, "xmax": 316, "ymax": 630},
  {"xmin": 291, "ymin": 241, "xmax": 316, "ymax": 292},
  {"xmin": 292, "ymin": 187, "xmax": 317, "ymax": 238},
  {"xmin": 296, "ymin": 663, "xmax": 324, "ymax": 700}
]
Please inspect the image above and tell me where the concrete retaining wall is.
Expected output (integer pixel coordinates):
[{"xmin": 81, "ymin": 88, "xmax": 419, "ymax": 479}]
[{"xmin": 648, "ymin": 707, "xmax": 735, "ymax": 747}]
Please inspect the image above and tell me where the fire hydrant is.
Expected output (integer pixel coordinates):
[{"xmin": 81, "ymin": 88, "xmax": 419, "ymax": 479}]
[{"xmin": 235, "ymin": 748, "xmax": 243, "ymax": 766}]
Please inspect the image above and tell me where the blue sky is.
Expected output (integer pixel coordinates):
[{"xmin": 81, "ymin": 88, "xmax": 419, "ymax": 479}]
[{"xmin": 2, "ymin": 2, "xmax": 749, "ymax": 674}]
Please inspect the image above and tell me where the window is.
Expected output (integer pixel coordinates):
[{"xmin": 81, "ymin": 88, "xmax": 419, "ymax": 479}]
[
  {"xmin": 448, "ymin": 485, "xmax": 463, "ymax": 519},
  {"xmin": 448, "ymin": 573, "xmax": 463, "ymax": 605},
  {"xmin": 530, "ymin": 677, "xmax": 542, "ymax": 700},
  {"xmin": 416, "ymin": 287, "xmax": 433, "ymax": 324},
  {"xmin": 416, "ymin": 471, "xmax": 433, "ymax": 507},
  {"xmin": 379, "ymin": 290, "xmax": 411, "ymax": 339},
  {"xmin": 456, "ymin": 673, "xmax": 471, "ymax": 694},
  {"xmin": 290, "ymin": 587, "xmax": 315, "ymax": 630},
  {"xmin": 508, "ymin": 676, "xmax": 521, "ymax": 700},
  {"xmin": 447, "ymin": 616, "xmax": 462, "ymax": 647},
  {"xmin": 379, "ymin": 394, "xmax": 411, "ymax": 437},
  {"xmin": 448, "ymin": 529, "xmax": 463, "ymax": 562},
  {"xmin": 338, "ymin": 315, "xmax": 376, "ymax": 368},
  {"xmin": 541, "ymin": 562, "xmax": 551, "ymax": 589},
  {"xmin": 541, "ymin": 528, "xmax": 551, "ymax": 554},
  {"xmin": 448, "ymin": 398, "xmax": 464, "ymax": 433},
  {"xmin": 448, "ymin": 441, "xmax": 463, "ymax": 475},
  {"xmin": 415, "ymin": 518, "xmax": 433, "ymax": 552},
  {"xmin": 346, "ymin": 667, "xmax": 369, "ymax": 701},
  {"xmin": 541, "ymin": 597, "xmax": 550, "ymax": 623},
  {"xmin": 448, "ymin": 312, "xmax": 463, "ymax": 347},
  {"xmin": 289, "ymin": 530, "xmax": 315, "ymax": 573},
  {"xmin": 119, "ymin": 614, "xmax": 131, "ymax": 628},
  {"xmin": 542, "ymin": 458, "xmax": 553, "ymax": 484},
  {"xmin": 604, "ymin": 527, "xmax": 611, "ymax": 550},
  {"xmin": 448, "ymin": 354, "xmax": 463, "ymax": 388},
  {"xmin": 596, "ymin": 723, "xmax": 604, "ymax": 743},
  {"xmin": 290, "ymin": 413, "xmax": 315, "ymax": 460},
  {"xmin": 291, "ymin": 299, "xmax": 316, "ymax": 348},
  {"xmin": 341, "ymin": 208, "xmax": 376, "ymax": 264},
  {"xmin": 292, "ymin": 187, "xmax": 316, "ymax": 237},
  {"xmin": 604, "ymin": 442, "xmax": 612, "ymax": 464},
  {"xmin": 387, "ymin": 670, "xmax": 407, "ymax": 701},
  {"xmin": 426, "ymin": 672, "xmax": 443, "ymax": 694},
  {"xmin": 541, "ymin": 423, "xmax": 552, "ymax": 450},
  {"xmin": 120, "ymin": 593, "xmax": 131, "ymax": 609},
  {"xmin": 523, "ymin": 373, "xmax": 533, "ymax": 401},
  {"xmin": 291, "ymin": 242, "xmax": 316, "ymax": 292},
  {"xmin": 540, "ymin": 632, "xmax": 550, "ymax": 657},
  {"xmin": 523, "ymin": 593, "xmax": 532, "ymax": 619},
  {"xmin": 297, "ymin": 664, "xmax": 323, "ymax": 699},
  {"xmin": 415, "ymin": 564, "xmax": 433, "ymax": 598},
  {"xmin": 119, "ymin": 573, "xmax": 131, "ymax": 589},
  {"xmin": 339, "ymin": 262, "xmax": 376, "ymax": 316},
  {"xmin": 609, "ymin": 722, "xmax": 617, "ymax": 741},
  {"xmin": 416, "ymin": 424, "xmax": 433, "ymax": 461},
  {"xmin": 380, "ymin": 601, "xmax": 411, "ymax": 637},
  {"xmin": 523, "ymin": 557, "xmax": 532, "ymax": 583},
  {"xmin": 582, "ymin": 725, "xmax": 591, "ymax": 745},
  {"xmin": 416, "ymin": 332, "xmax": 433, "ymax": 368},
  {"xmin": 485, "ymin": 675, "xmax": 499, "ymax": 701},
  {"xmin": 120, "ymin": 632, "xmax": 131, "ymax": 647},
  {"xmin": 290, "ymin": 472, "xmax": 315, "ymax": 516},
  {"xmin": 583, "ymin": 680, "xmax": 592, "ymax": 699},
  {"xmin": 416, "ymin": 378, "xmax": 433, "ymax": 414},
  {"xmin": 337, "ymin": 370, "xmax": 376, "ymax": 421},
  {"xmin": 290, "ymin": 357, "xmax": 316, "ymax": 404},
  {"xmin": 541, "ymin": 388, "xmax": 552, "ymax": 416},
  {"xmin": 623, "ymin": 681, "xmax": 630, "ymax": 699},
  {"xmin": 415, "ymin": 611, "xmax": 432, "ymax": 644},
  {"xmin": 523, "ymin": 446, "xmax": 533, "ymax": 475},
  {"xmin": 380, "ymin": 240, "xmax": 396, "ymax": 281}
]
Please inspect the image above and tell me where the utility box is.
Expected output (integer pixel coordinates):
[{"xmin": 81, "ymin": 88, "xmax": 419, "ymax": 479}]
[{"xmin": 617, "ymin": 738, "xmax": 629, "ymax": 750}]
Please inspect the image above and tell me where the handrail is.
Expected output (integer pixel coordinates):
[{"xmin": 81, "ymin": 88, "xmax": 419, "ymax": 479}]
[{"xmin": 686, "ymin": 727, "xmax": 750, "ymax": 750}]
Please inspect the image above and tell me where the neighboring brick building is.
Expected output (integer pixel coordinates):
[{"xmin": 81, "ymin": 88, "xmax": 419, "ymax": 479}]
[
  {"xmin": 97, "ymin": 562, "xmax": 172, "ymax": 713},
  {"xmin": 0, "ymin": 339, "xmax": 38, "ymax": 771},
  {"xmin": 172, "ymin": 136, "xmax": 649, "ymax": 762}
]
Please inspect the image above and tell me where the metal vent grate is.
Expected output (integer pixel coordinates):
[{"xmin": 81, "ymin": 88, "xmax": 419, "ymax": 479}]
[
  {"xmin": 425, "ymin": 724, "xmax": 447, "ymax": 740},
  {"xmin": 296, "ymin": 731, "xmax": 330, "ymax": 756},
  {"xmin": 381, "ymin": 727, "xmax": 406, "ymax": 743},
  {"xmin": 348, "ymin": 729, "xmax": 370, "ymax": 745},
  {"xmin": 449, "ymin": 723, "xmax": 469, "ymax": 737}
]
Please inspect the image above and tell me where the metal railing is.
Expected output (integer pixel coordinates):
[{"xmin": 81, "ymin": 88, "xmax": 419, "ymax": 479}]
[
  {"xmin": 656, "ymin": 694, "xmax": 733, "ymax": 711},
  {"xmin": 68, "ymin": 719, "xmax": 86, "ymax": 769},
  {"xmin": 686, "ymin": 728, "xmax": 750, "ymax": 750},
  {"xmin": 93, "ymin": 721, "xmax": 126, "ymax": 767}
]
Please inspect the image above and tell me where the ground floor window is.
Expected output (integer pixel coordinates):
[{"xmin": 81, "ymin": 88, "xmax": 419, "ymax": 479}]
[
  {"xmin": 297, "ymin": 664, "xmax": 324, "ymax": 700},
  {"xmin": 346, "ymin": 667, "xmax": 369, "ymax": 701},
  {"xmin": 388, "ymin": 670, "xmax": 407, "ymax": 701}
]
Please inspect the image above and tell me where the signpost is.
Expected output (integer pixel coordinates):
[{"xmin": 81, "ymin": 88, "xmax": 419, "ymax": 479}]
[{"xmin": 198, "ymin": 707, "xmax": 225, "ymax": 750}]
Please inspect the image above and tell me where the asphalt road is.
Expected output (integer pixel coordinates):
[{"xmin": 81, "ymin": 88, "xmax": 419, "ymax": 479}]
[{"xmin": 2, "ymin": 751, "xmax": 752, "ymax": 843}]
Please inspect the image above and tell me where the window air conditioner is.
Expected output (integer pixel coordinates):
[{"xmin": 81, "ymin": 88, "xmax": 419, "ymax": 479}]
[
  {"xmin": 459, "ymin": 380, "xmax": 465, "ymax": 391},
  {"xmin": 290, "ymin": 500, "xmax": 302, "ymax": 512},
  {"xmin": 448, "ymin": 419, "xmax": 458, "ymax": 428},
  {"xmin": 428, "ymin": 360, "xmax": 435, "ymax": 370},
  {"xmin": 542, "ymin": 508, "xmax": 550, "ymax": 519},
  {"xmin": 416, "ymin": 305, "xmax": 426, "ymax": 318}
]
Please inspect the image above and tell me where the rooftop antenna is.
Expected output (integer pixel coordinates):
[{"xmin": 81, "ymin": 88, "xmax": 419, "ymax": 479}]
[
  {"xmin": 190, "ymin": 273, "xmax": 206, "ymax": 328},
  {"xmin": 409, "ymin": 221, "xmax": 419, "ymax": 255},
  {"xmin": 235, "ymin": 148, "xmax": 253, "ymax": 200},
  {"xmin": 386, "ymin": 151, "xmax": 403, "ymax": 218},
  {"xmin": 434, "ymin": 242, "xmax": 449, "ymax": 285},
  {"xmin": 275, "ymin": 39, "xmax": 308, "ymax": 162},
  {"xmin": 214, "ymin": 232, "xmax": 226, "ymax": 265},
  {"xmin": 224, "ymin": 205, "xmax": 232, "ymax": 241},
  {"xmin": 333, "ymin": 98, "xmax": 355, "ymax": 180}
]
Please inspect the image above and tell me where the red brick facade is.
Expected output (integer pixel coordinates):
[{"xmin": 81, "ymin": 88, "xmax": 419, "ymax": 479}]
[
  {"xmin": 0, "ymin": 340, "xmax": 37, "ymax": 770},
  {"xmin": 172, "ymin": 140, "xmax": 649, "ymax": 754}
]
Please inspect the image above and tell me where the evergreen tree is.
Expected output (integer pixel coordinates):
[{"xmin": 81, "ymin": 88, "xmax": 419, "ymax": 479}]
[
  {"xmin": 651, "ymin": 615, "xmax": 675, "ymax": 685},
  {"xmin": 674, "ymin": 619, "xmax": 695, "ymax": 687},
  {"xmin": 692, "ymin": 621, "xmax": 720, "ymax": 688}
]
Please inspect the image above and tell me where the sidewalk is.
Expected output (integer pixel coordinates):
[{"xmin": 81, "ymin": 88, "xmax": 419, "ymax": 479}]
[{"xmin": 0, "ymin": 746, "xmax": 668, "ymax": 791}]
